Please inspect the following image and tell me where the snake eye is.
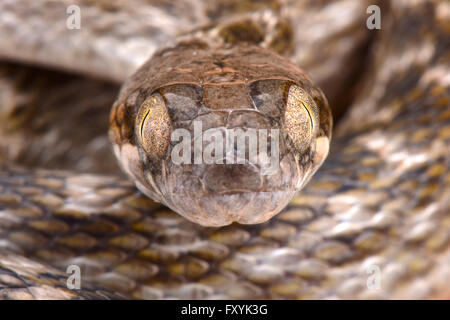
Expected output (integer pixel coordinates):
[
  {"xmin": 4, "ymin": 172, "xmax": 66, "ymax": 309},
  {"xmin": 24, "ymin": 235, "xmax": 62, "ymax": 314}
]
[
  {"xmin": 135, "ymin": 93, "xmax": 172, "ymax": 162},
  {"xmin": 283, "ymin": 84, "xmax": 317, "ymax": 152}
]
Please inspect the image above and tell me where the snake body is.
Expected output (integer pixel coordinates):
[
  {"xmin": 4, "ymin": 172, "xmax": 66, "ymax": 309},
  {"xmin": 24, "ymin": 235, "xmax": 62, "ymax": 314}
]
[{"xmin": 0, "ymin": 0, "xmax": 449, "ymax": 299}]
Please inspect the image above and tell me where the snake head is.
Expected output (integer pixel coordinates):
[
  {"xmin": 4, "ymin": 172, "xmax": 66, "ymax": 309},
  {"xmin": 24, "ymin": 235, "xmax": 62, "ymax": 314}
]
[{"xmin": 109, "ymin": 42, "xmax": 332, "ymax": 227}]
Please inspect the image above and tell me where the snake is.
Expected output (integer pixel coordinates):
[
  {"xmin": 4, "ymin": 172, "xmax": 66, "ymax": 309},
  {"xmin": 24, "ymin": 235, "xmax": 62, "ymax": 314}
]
[{"xmin": 0, "ymin": 0, "xmax": 449, "ymax": 299}]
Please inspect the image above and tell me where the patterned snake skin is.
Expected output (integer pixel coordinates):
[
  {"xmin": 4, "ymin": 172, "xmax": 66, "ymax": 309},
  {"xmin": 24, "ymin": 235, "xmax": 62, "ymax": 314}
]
[{"xmin": 0, "ymin": 0, "xmax": 449, "ymax": 299}]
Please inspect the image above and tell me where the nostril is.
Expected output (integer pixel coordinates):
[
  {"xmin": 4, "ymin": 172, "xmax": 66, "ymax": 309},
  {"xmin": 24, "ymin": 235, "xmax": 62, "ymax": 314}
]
[{"xmin": 204, "ymin": 164, "xmax": 262, "ymax": 193}]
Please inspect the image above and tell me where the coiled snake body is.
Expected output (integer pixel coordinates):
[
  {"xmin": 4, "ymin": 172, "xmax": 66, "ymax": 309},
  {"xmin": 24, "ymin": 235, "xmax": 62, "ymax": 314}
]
[{"xmin": 0, "ymin": 0, "xmax": 449, "ymax": 299}]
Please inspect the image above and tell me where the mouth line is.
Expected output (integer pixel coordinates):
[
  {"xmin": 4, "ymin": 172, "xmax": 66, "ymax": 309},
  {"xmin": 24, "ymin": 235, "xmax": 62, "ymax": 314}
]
[{"xmin": 175, "ymin": 188, "xmax": 299, "ymax": 197}]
